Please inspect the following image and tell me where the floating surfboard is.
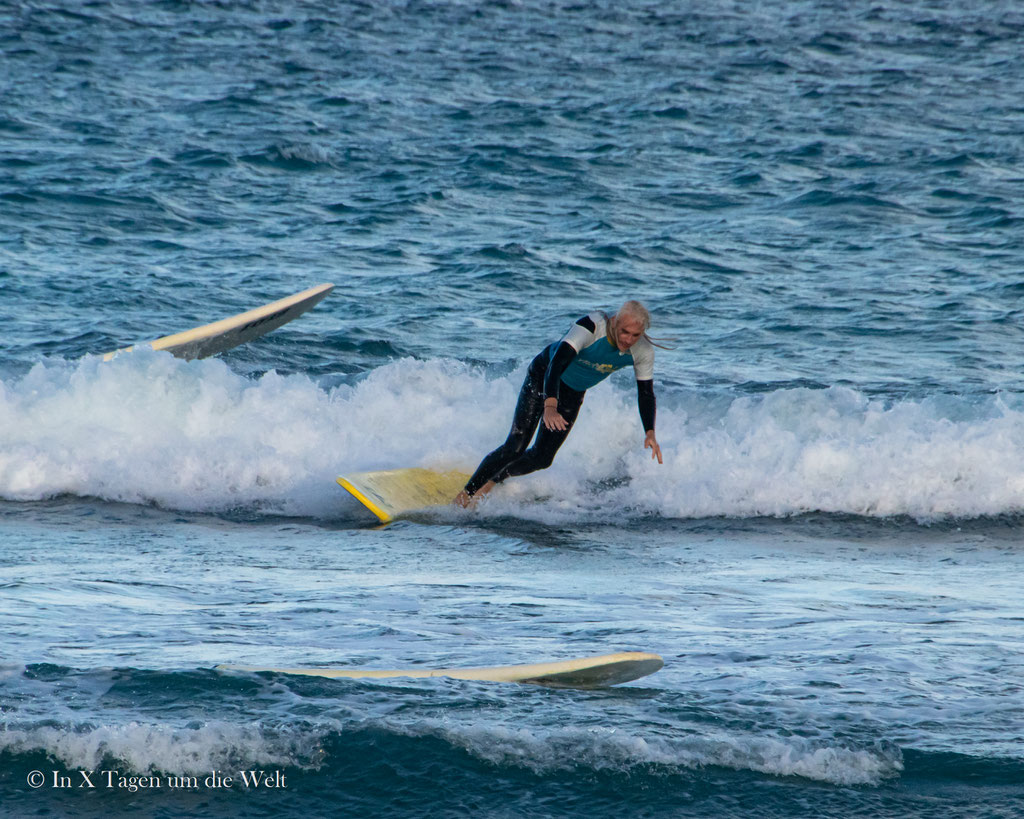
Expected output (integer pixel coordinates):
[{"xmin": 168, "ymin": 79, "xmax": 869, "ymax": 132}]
[
  {"xmin": 217, "ymin": 651, "xmax": 663, "ymax": 688},
  {"xmin": 337, "ymin": 467, "xmax": 471, "ymax": 523},
  {"xmin": 102, "ymin": 282, "xmax": 334, "ymax": 361}
]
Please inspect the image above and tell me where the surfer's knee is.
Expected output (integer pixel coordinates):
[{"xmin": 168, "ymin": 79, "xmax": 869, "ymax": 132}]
[
  {"xmin": 529, "ymin": 449, "xmax": 557, "ymax": 471},
  {"xmin": 498, "ymin": 435, "xmax": 531, "ymax": 460}
]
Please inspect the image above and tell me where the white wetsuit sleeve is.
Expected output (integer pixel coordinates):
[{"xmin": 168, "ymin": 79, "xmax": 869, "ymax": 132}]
[
  {"xmin": 560, "ymin": 311, "xmax": 603, "ymax": 352},
  {"xmin": 631, "ymin": 337, "xmax": 655, "ymax": 381}
]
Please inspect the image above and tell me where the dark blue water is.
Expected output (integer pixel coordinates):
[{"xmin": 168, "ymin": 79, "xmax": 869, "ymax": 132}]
[{"xmin": 2, "ymin": 1, "xmax": 1024, "ymax": 816}]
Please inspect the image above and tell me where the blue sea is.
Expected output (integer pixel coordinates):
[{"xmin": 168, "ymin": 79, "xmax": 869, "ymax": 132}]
[{"xmin": 2, "ymin": 1, "xmax": 1024, "ymax": 816}]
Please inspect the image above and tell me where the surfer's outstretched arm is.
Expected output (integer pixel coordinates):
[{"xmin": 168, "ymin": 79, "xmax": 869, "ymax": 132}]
[{"xmin": 637, "ymin": 379, "xmax": 662, "ymax": 464}]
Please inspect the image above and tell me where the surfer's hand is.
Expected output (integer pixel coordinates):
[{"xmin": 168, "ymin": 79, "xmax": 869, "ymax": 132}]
[
  {"xmin": 543, "ymin": 403, "xmax": 567, "ymax": 431},
  {"xmin": 644, "ymin": 431, "xmax": 663, "ymax": 464}
]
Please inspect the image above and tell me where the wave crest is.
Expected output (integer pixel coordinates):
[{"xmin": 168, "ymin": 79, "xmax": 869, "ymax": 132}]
[{"xmin": 3, "ymin": 354, "xmax": 1024, "ymax": 522}]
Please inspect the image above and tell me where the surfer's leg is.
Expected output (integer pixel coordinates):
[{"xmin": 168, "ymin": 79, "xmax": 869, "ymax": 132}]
[
  {"xmin": 459, "ymin": 357, "xmax": 545, "ymax": 499},
  {"xmin": 492, "ymin": 387, "xmax": 585, "ymax": 483}
]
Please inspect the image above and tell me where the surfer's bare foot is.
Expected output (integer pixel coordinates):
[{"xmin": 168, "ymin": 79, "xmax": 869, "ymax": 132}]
[{"xmin": 454, "ymin": 481, "xmax": 494, "ymax": 509}]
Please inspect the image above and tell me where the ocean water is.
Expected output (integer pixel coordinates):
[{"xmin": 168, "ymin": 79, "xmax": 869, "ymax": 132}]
[{"xmin": 2, "ymin": 0, "xmax": 1024, "ymax": 816}]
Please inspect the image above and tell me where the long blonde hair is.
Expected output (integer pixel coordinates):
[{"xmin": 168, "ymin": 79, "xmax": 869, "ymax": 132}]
[{"xmin": 607, "ymin": 300, "xmax": 674, "ymax": 350}]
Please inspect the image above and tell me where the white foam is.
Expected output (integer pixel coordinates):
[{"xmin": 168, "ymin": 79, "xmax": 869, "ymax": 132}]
[
  {"xmin": 274, "ymin": 142, "xmax": 333, "ymax": 165},
  {"xmin": 0, "ymin": 352, "xmax": 492, "ymax": 517},
  {"xmin": 0, "ymin": 714, "xmax": 899, "ymax": 785},
  {"xmin": 473, "ymin": 382, "xmax": 1024, "ymax": 523},
  {"xmin": 3, "ymin": 353, "xmax": 1024, "ymax": 521},
  {"xmin": 394, "ymin": 720, "xmax": 903, "ymax": 785},
  {"xmin": 625, "ymin": 386, "xmax": 1024, "ymax": 521},
  {"xmin": 0, "ymin": 720, "xmax": 323, "ymax": 775}
]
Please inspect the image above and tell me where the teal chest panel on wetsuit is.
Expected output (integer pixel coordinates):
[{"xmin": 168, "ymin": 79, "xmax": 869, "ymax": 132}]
[{"xmin": 559, "ymin": 336, "xmax": 634, "ymax": 391}]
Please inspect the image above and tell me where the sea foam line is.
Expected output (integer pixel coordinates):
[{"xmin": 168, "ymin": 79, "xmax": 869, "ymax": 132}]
[
  {"xmin": 0, "ymin": 717, "xmax": 899, "ymax": 786},
  {"xmin": 392, "ymin": 720, "xmax": 903, "ymax": 786},
  {"xmin": 0, "ymin": 721, "xmax": 325, "ymax": 775},
  {"xmin": 2, "ymin": 353, "xmax": 1024, "ymax": 521}
]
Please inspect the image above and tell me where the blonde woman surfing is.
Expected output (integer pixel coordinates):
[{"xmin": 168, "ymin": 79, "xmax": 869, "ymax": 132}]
[{"xmin": 455, "ymin": 301, "xmax": 664, "ymax": 507}]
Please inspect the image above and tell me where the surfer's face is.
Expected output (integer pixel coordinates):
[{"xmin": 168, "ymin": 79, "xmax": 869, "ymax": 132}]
[{"xmin": 614, "ymin": 315, "xmax": 645, "ymax": 352}]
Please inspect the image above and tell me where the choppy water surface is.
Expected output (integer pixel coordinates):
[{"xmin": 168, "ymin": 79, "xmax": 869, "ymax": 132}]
[{"xmin": 2, "ymin": 1, "xmax": 1024, "ymax": 816}]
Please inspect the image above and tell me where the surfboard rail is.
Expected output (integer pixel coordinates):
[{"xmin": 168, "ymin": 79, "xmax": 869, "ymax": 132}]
[{"xmin": 217, "ymin": 651, "xmax": 664, "ymax": 689}]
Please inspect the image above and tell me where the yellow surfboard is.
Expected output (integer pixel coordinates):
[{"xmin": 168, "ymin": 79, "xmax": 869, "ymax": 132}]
[
  {"xmin": 337, "ymin": 468, "xmax": 471, "ymax": 523},
  {"xmin": 103, "ymin": 282, "xmax": 334, "ymax": 361},
  {"xmin": 218, "ymin": 651, "xmax": 664, "ymax": 689}
]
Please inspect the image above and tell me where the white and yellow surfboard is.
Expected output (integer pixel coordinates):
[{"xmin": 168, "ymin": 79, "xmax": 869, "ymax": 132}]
[
  {"xmin": 103, "ymin": 282, "xmax": 334, "ymax": 361},
  {"xmin": 337, "ymin": 468, "xmax": 471, "ymax": 523},
  {"xmin": 218, "ymin": 651, "xmax": 664, "ymax": 688}
]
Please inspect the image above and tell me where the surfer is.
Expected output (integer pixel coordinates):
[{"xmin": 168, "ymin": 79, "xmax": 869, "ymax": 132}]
[{"xmin": 454, "ymin": 301, "xmax": 664, "ymax": 507}]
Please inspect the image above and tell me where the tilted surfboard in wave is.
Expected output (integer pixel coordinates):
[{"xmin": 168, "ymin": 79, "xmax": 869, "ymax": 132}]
[{"xmin": 103, "ymin": 282, "xmax": 334, "ymax": 361}]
